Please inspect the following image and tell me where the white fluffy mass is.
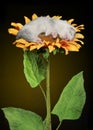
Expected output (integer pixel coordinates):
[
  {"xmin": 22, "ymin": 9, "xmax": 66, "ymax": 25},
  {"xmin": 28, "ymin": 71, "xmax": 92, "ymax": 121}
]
[{"xmin": 16, "ymin": 16, "xmax": 76, "ymax": 42}]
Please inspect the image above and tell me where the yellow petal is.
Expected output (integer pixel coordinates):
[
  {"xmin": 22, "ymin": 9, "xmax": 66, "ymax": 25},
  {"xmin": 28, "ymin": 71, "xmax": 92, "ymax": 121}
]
[
  {"xmin": 13, "ymin": 38, "xmax": 27, "ymax": 44},
  {"xmin": 71, "ymin": 23, "xmax": 77, "ymax": 27},
  {"xmin": 52, "ymin": 16, "xmax": 62, "ymax": 19},
  {"xmin": 37, "ymin": 43, "xmax": 44, "ymax": 49},
  {"xmin": 46, "ymin": 15, "xmax": 50, "ymax": 18},
  {"xmin": 8, "ymin": 28, "xmax": 18, "ymax": 35},
  {"xmin": 69, "ymin": 45, "xmax": 80, "ymax": 51},
  {"xmin": 67, "ymin": 19, "xmax": 74, "ymax": 24},
  {"xmin": 56, "ymin": 38, "xmax": 60, "ymax": 43},
  {"xmin": 32, "ymin": 13, "xmax": 38, "ymax": 20},
  {"xmin": 11, "ymin": 22, "xmax": 23, "ymax": 29},
  {"xmin": 61, "ymin": 46, "xmax": 69, "ymax": 55},
  {"xmin": 48, "ymin": 45, "xmax": 55, "ymax": 52},
  {"xmin": 24, "ymin": 43, "xmax": 32, "ymax": 47},
  {"xmin": 24, "ymin": 16, "xmax": 31, "ymax": 24},
  {"xmin": 64, "ymin": 44, "xmax": 79, "ymax": 52},
  {"xmin": 44, "ymin": 40, "xmax": 50, "ymax": 45},
  {"xmin": 60, "ymin": 40, "xmax": 81, "ymax": 55},
  {"xmin": 16, "ymin": 43, "xmax": 26, "ymax": 48},
  {"xmin": 30, "ymin": 45, "xmax": 37, "ymax": 51},
  {"xmin": 65, "ymin": 49, "xmax": 69, "ymax": 55},
  {"xmin": 74, "ymin": 39, "xmax": 84, "ymax": 44},
  {"xmin": 78, "ymin": 24, "xmax": 84, "ymax": 28},
  {"xmin": 75, "ymin": 24, "xmax": 85, "ymax": 32},
  {"xmin": 69, "ymin": 41, "xmax": 81, "ymax": 48},
  {"xmin": 55, "ymin": 43, "xmax": 61, "ymax": 48},
  {"xmin": 75, "ymin": 33, "xmax": 84, "ymax": 39},
  {"xmin": 55, "ymin": 38, "xmax": 61, "ymax": 48}
]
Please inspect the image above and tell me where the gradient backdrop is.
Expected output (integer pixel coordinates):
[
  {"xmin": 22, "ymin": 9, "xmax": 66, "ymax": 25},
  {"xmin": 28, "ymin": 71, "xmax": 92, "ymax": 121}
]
[{"xmin": 0, "ymin": 2, "xmax": 92, "ymax": 130}]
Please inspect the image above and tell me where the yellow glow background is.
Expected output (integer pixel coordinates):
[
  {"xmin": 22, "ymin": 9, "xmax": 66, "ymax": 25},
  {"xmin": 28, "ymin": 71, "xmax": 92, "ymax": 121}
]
[{"xmin": 0, "ymin": 4, "xmax": 92, "ymax": 130}]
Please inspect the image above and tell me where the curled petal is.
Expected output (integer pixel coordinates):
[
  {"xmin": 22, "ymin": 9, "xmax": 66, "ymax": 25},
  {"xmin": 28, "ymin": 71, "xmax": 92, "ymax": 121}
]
[{"xmin": 74, "ymin": 39, "xmax": 84, "ymax": 44}]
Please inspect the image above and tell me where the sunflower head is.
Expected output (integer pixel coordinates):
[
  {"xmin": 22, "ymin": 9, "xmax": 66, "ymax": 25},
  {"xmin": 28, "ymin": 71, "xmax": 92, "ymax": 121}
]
[{"xmin": 8, "ymin": 13, "xmax": 85, "ymax": 55}]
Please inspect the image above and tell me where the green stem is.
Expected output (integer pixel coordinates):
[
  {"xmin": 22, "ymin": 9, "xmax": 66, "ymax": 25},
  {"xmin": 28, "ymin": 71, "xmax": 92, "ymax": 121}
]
[
  {"xmin": 56, "ymin": 122, "xmax": 62, "ymax": 130},
  {"xmin": 39, "ymin": 84, "xmax": 46, "ymax": 102},
  {"xmin": 45, "ymin": 57, "xmax": 52, "ymax": 130}
]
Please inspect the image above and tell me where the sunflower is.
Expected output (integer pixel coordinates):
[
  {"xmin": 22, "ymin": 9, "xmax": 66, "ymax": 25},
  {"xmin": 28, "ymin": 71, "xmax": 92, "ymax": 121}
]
[{"xmin": 8, "ymin": 13, "xmax": 85, "ymax": 55}]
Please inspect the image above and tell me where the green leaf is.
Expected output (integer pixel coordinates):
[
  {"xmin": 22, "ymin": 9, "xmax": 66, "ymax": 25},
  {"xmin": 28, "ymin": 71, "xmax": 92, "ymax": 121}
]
[
  {"xmin": 2, "ymin": 107, "xmax": 44, "ymax": 130},
  {"xmin": 52, "ymin": 71, "xmax": 86, "ymax": 122},
  {"xmin": 23, "ymin": 50, "xmax": 47, "ymax": 88}
]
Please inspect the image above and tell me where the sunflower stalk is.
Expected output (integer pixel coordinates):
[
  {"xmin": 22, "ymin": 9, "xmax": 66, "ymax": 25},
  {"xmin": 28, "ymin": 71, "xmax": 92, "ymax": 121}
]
[{"xmin": 45, "ymin": 56, "xmax": 52, "ymax": 130}]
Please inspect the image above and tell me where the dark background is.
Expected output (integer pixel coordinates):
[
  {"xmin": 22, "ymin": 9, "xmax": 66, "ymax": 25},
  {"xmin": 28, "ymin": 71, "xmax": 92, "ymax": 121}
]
[{"xmin": 0, "ymin": 1, "xmax": 92, "ymax": 130}]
